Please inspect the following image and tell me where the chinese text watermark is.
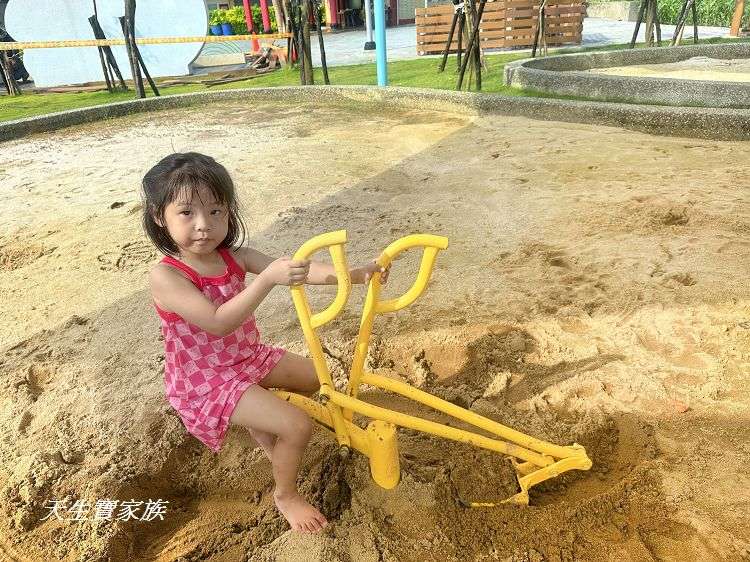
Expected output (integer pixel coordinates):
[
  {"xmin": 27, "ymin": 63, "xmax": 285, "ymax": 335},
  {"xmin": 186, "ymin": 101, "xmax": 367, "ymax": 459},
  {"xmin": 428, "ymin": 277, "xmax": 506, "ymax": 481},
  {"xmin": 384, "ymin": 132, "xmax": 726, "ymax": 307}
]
[{"xmin": 40, "ymin": 498, "xmax": 169, "ymax": 521}]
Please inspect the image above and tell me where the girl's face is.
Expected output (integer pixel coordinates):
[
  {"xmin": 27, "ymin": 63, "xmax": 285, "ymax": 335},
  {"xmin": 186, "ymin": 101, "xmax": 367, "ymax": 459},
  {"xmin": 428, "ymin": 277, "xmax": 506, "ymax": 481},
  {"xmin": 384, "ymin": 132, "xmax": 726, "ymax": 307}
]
[{"xmin": 155, "ymin": 184, "xmax": 229, "ymax": 257}]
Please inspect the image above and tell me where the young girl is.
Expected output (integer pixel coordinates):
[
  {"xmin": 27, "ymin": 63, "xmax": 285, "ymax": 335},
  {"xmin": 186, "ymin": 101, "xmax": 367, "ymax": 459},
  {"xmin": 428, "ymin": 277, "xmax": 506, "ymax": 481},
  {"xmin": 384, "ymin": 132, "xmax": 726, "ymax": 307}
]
[{"xmin": 141, "ymin": 152, "xmax": 390, "ymax": 534}]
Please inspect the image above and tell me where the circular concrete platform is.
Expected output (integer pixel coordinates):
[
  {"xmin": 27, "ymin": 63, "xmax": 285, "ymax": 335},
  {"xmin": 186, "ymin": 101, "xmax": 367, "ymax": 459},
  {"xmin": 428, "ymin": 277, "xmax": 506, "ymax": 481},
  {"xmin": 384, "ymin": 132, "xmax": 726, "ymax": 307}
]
[{"xmin": 504, "ymin": 42, "xmax": 750, "ymax": 109}]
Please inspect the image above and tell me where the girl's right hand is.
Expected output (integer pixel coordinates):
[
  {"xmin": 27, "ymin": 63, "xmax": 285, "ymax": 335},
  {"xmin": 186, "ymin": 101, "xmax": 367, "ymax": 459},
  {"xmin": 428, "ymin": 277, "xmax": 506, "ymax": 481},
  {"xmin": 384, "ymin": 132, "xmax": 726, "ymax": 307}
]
[{"xmin": 260, "ymin": 257, "xmax": 310, "ymax": 286}]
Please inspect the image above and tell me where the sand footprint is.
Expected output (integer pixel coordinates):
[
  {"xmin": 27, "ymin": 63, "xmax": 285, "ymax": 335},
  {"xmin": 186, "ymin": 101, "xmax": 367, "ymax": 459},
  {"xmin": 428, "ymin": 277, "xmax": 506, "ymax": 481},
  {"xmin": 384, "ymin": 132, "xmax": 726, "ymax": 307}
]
[
  {"xmin": 717, "ymin": 240, "xmax": 750, "ymax": 254},
  {"xmin": 661, "ymin": 272, "xmax": 697, "ymax": 287},
  {"xmin": 96, "ymin": 240, "xmax": 157, "ymax": 272},
  {"xmin": 17, "ymin": 363, "xmax": 55, "ymax": 402},
  {"xmin": 0, "ymin": 240, "xmax": 56, "ymax": 271},
  {"xmin": 17, "ymin": 411, "xmax": 33, "ymax": 435}
]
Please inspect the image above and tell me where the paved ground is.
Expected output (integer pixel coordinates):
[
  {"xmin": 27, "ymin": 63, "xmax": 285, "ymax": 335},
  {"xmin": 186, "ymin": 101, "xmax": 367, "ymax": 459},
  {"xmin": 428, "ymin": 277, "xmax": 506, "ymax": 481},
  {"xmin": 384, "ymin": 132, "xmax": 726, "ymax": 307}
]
[{"xmin": 194, "ymin": 17, "xmax": 730, "ymax": 70}]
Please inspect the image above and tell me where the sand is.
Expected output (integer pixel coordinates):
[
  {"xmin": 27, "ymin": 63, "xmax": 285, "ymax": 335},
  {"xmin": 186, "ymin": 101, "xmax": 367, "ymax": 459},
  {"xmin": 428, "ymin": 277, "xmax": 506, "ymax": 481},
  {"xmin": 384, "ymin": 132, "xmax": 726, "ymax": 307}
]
[
  {"xmin": 590, "ymin": 56, "xmax": 750, "ymax": 82},
  {"xmin": 0, "ymin": 100, "xmax": 749, "ymax": 561}
]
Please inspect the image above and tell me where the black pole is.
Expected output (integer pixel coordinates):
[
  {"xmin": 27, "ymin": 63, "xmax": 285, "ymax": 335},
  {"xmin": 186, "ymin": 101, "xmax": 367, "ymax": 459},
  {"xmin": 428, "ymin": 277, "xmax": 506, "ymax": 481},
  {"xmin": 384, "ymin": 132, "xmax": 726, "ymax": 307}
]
[
  {"xmin": 644, "ymin": 0, "xmax": 654, "ymax": 45},
  {"xmin": 290, "ymin": 1, "xmax": 306, "ymax": 83},
  {"xmin": 285, "ymin": 0, "xmax": 299, "ymax": 71},
  {"xmin": 126, "ymin": 1, "xmax": 150, "ymax": 95},
  {"xmin": 676, "ymin": 0, "xmax": 694, "ymax": 44},
  {"xmin": 286, "ymin": 16, "xmax": 293, "ymax": 65},
  {"xmin": 456, "ymin": 0, "xmax": 486, "ymax": 90},
  {"xmin": 312, "ymin": 0, "xmax": 330, "ymax": 84},
  {"xmin": 89, "ymin": 16, "xmax": 113, "ymax": 92},
  {"xmin": 532, "ymin": 1, "xmax": 544, "ymax": 56},
  {"xmin": 119, "ymin": 15, "xmax": 145, "ymax": 97},
  {"xmin": 121, "ymin": 1, "xmax": 145, "ymax": 97},
  {"xmin": 90, "ymin": 2, "xmax": 112, "ymax": 91},
  {"xmin": 98, "ymin": 46, "xmax": 114, "ymax": 92},
  {"xmin": 439, "ymin": 7, "xmax": 461, "ymax": 72},
  {"xmin": 654, "ymin": 0, "xmax": 662, "ymax": 45},
  {"xmin": 456, "ymin": 11, "xmax": 465, "ymax": 70},
  {"xmin": 691, "ymin": 0, "xmax": 698, "ymax": 43},
  {"xmin": 539, "ymin": 0, "xmax": 548, "ymax": 56},
  {"xmin": 301, "ymin": 0, "xmax": 314, "ymax": 84},
  {"xmin": 0, "ymin": 52, "xmax": 21, "ymax": 95},
  {"xmin": 670, "ymin": 0, "xmax": 690, "ymax": 45},
  {"xmin": 630, "ymin": 0, "xmax": 647, "ymax": 48},
  {"xmin": 128, "ymin": 31, "xmax": 159, "ymax": 96},
  {"xmin": 473, "ymin": 1, "xmax": 484, "ymax": 88},
  {"xmin": 0, "ymin": 64, "xmax": 9, "ymax": 95},
  {"xmin": 134, "ymin": 47, "xmax": 159, "ymax": 95},
  {"xmin": 90, "ymin": 15, "xmax": 127, "ymax": 89},
  {"xmin": 0, "ymin": 55, "xmax": 12, "ymax": 95},
  {"xmin": 474, "ymin": 31, "xmax": 482, "ymax": 89},
  {"xmin": 106, "ymin": 52, "xmax": 117, "ymax": 87}
]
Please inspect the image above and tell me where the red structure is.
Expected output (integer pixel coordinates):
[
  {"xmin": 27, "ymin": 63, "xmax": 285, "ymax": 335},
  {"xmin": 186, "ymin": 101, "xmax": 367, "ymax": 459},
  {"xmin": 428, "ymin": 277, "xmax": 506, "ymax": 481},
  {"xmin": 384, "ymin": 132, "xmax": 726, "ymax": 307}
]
[
  {"xmin": 241, "ymin": 0, "xmax": 261, "ymax": 52},
  {"xmin": 328, "ymin": 0, "xmax": 339, "ymax": 25},
  {"xmin": 259, "ymin": 0, "xmax": 272, "ymax": 32}
]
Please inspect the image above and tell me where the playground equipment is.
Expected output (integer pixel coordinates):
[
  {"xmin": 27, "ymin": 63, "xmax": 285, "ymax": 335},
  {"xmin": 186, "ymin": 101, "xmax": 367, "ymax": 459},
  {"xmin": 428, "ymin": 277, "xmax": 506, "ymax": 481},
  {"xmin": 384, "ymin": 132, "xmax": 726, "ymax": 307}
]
[{"xmin": 273, "ymin": 230, "xmax": 592, "ymax": 506}]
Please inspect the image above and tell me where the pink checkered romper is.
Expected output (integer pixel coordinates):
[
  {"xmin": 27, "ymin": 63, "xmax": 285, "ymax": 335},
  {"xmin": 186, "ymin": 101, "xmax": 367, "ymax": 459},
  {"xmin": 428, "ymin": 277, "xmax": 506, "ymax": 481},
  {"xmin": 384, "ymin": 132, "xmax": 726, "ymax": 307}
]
[{"xmin": 153, "ymin": 246, "xmax": 287, "ymax": 453}]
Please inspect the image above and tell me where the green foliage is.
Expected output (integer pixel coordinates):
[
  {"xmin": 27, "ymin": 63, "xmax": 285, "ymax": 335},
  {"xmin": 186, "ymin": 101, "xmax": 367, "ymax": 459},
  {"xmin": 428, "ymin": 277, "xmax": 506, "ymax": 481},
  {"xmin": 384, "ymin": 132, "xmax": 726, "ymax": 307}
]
[
  {"xmin": 588, "ymin": 0, "xmax": 737, "ymax": 24},
  {"xmin": 249, "ymin": 5, "xmax": 279, "ymax": 33},
  {"xmin": 657, "ymin": 0, "xmax": 736, "ymax": 26},
  {"xmin": 208, "ymin": 9, "xmax": 226, "ymax": 26},
  {"xmin": 209, "ymin": 6, "xmax": 279, "ymax": 34},
  {"xmin": 209, "ymin": 4, "xmax": 328, "ymax": 35}
]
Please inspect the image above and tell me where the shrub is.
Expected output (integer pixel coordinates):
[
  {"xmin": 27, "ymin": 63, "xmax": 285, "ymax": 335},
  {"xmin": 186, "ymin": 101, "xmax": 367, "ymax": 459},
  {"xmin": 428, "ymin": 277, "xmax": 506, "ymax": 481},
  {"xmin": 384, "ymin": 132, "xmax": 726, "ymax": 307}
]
[
  {"xmin": 657, "ymin": 0, "xmax": 736, "ymax": 26},
  {"xmin": 208, "ymin": 9, "xmax": 226, "ymax": 26},
  {"xmin": 250, "ymin": 5, "xmax": 279, "ymax": 32},
  {"xmin": 209, "ymin": 6, "xmax": 279, "ymax": 34},
  {"xmin": 209, "ymin": 4, "xmax": 327, "ymax": 35}
]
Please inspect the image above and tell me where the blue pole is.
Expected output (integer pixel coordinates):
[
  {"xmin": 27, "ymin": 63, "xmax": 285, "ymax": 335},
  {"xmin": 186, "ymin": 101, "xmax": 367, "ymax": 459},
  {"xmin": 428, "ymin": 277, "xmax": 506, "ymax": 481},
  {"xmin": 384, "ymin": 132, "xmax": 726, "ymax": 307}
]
[{"xmin": 373, "ymin": 0, "xmax": 388, "ymax": 86}]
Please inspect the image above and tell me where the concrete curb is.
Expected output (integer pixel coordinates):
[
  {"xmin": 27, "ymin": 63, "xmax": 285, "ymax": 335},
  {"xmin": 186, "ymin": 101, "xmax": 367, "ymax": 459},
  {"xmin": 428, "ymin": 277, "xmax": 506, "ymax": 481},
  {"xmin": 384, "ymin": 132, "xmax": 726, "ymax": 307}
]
[
  {"xmin": 504, "ymin": 42, "xmax": 750, "ymax": 109},
  {"xmin": 2, "ymin": 84, "xmax": 750, "ymax": 143}
]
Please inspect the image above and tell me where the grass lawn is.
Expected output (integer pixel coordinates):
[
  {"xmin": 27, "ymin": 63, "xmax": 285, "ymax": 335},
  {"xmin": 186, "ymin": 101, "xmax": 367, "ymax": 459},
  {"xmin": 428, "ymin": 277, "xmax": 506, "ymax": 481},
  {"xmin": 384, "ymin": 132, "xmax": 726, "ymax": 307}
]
[{"xmin": 0, "ymin": 36, "xmax": 743, "ymax": 123}]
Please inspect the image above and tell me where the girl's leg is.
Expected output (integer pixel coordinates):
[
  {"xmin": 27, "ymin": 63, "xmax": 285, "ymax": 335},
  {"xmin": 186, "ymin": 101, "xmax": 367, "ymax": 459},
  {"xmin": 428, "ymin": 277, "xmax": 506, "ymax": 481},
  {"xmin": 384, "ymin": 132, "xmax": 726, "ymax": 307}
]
[
  {"xmin": 247, "ymin": 352, "xmax": 320, "ymax": 460},
  {"xmin": 258, "ymin": 351, "xmax": 320, "ymax": 397},
  {"xmin": 229, "ymin": 383, "xmax": 328, "ymax": 533},
  {"xmin": 248, "ymin": 428, "xmax": 276, "ymax": 460}
]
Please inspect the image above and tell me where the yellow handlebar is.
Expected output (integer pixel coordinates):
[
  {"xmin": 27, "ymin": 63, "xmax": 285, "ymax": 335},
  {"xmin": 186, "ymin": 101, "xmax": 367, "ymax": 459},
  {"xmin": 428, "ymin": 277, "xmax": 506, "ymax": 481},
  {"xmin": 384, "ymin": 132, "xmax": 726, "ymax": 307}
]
[
  {"xmin": 291, "ymin": 230, "xmax": 352, "ymax": 329},
  {"xmin": 373, "ymin": 234, "xmax": 449, "ymax": 313}
]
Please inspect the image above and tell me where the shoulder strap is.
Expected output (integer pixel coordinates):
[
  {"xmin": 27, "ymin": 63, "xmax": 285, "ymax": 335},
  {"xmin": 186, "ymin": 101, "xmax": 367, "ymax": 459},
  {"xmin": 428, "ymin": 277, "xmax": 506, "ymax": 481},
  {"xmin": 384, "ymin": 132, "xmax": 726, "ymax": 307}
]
[
  {"xmin": 218, "ymin": 247, "xmax": 246, "ymax": 277},
  {"xmin": 160, "ymin": 256, "xmax": 203, "ymax": 288}
]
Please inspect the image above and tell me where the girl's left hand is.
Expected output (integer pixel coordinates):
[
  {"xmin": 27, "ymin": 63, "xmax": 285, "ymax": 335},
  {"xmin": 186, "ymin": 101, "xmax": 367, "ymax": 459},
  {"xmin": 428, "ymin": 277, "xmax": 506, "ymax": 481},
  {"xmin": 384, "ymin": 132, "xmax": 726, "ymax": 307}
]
[{"xmin": 362, "ymin": 260, "xmax": 391, "ymax": 285}]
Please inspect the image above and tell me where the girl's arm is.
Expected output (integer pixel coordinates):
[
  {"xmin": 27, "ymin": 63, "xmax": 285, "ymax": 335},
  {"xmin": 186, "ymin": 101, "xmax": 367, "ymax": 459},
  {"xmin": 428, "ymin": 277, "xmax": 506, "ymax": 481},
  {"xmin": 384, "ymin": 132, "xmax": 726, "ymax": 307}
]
[
  {"xmin": 216, "ymin": 252, "xmax": 311, "ymax": 335},
  {"xmin": 241, "ymin": 247, "xmax": 276, "ymax": 275},
  {"xmin": 239, "ymin": 247, "xmax": 388, "ymax": 286},
  {"xmin": 305, "ymin": 260, "xmax": 383, "ymax": 285},
  {"xmin": 150, "ymin": 265, "xmax": 274, "ymax": 338}
]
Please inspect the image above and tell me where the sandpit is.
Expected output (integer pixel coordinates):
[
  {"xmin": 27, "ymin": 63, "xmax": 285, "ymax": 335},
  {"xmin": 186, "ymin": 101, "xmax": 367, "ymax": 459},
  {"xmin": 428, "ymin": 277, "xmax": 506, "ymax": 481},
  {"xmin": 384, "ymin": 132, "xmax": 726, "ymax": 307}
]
[
  {"xmin": 590, "ymin": 56, "xmax": 750, "ymax": 82},
  {"xmin": 504, "ymin": 43, "xmax": 750, "ymax": 109},
  {"xmin": 1, "ymin": 100, "xmax": 749, "ymax": 561}
]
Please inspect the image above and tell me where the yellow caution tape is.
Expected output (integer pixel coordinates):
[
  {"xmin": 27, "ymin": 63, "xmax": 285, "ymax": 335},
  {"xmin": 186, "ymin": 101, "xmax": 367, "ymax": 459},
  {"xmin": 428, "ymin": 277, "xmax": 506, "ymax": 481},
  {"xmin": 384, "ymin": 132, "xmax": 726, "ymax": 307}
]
[{"xmin": 0, "ymin": 33, "xmax": 291, "ymax": 51}]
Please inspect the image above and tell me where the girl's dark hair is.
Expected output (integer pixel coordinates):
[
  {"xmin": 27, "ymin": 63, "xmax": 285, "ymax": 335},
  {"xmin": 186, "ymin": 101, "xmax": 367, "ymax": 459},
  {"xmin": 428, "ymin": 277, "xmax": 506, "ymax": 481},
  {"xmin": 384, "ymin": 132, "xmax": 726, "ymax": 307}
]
[{"xmin": 140, "ymin": 152, "xmax": 247, "ymax": 256}]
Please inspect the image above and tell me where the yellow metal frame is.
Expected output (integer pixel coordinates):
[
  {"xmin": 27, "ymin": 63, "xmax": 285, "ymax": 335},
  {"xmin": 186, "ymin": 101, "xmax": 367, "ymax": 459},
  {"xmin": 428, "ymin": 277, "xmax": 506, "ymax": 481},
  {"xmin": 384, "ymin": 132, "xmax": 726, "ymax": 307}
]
[{"xmin": 272, "ymin": 230, "xmax": 592, "ymax": 506}]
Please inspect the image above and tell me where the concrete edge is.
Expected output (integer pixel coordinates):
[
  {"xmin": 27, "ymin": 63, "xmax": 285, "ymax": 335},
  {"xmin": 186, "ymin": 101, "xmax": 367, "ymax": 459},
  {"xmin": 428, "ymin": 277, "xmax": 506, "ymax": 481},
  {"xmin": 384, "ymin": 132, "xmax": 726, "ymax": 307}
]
[
  {"xmin": 504, "ymin": 42, "xmax": 750, "ymax": 109},
  {"xmin": 2, "ymin": 85, "xmax": 750, "ymax": 143}
]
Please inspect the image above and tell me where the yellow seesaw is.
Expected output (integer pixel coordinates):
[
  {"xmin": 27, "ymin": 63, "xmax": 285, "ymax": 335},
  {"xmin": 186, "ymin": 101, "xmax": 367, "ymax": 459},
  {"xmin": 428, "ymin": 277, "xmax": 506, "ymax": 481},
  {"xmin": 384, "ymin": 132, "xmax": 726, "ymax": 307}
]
[{"xmin": 272, "ymin": 230, "xmax": 592, "ymax": 506}]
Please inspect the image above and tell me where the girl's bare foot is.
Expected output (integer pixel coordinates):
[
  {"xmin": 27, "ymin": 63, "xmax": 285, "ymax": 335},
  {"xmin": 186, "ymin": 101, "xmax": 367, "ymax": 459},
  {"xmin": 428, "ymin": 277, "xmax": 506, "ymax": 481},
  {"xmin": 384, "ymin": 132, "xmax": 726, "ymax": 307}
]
[{"xmin": 273, "ymin": 491, "xmax": 328, "ymax": 533}]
